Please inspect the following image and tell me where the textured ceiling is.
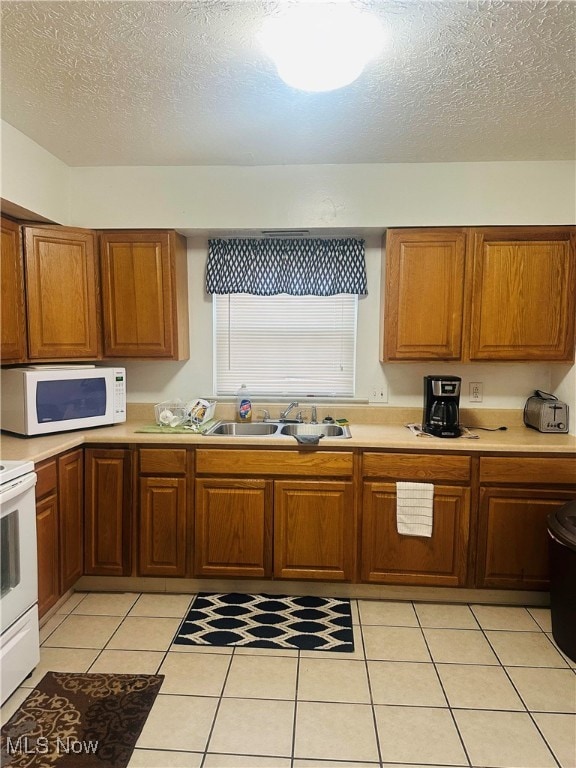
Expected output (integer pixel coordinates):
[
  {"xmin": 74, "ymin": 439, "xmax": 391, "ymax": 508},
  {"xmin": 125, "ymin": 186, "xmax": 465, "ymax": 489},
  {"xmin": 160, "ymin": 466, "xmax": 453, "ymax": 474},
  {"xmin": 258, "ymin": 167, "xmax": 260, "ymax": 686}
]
[{"xmin": 1, "ymin": 0, "xmax": 575, "ymax": 166}]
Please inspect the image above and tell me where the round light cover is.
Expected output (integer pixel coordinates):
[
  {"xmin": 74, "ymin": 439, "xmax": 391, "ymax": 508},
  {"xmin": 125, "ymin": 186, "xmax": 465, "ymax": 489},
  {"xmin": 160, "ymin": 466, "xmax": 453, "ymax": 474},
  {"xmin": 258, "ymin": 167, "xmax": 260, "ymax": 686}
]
[{"xmin": 258, "ymin": 2, "xmax": 385, "ymax": 92}]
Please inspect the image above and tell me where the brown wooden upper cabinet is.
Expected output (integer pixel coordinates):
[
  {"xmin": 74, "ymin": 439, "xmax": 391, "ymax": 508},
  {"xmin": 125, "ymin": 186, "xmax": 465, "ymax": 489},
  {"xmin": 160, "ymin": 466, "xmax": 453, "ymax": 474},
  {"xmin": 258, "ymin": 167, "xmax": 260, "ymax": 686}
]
[
  {"xmin": 1, "ymin": 216, "xmax": 27, "ymax": 363},
  {"xmin": 383, "ymin": 228, "xmax": 467, "ymax": 361},
  {"xmin": 383, "ymin": 226, "xmax": 576, "ymax": 362},
  {"xmin": 24, "ymin": 226, "xmax": 101, "ymax": 360},
  {"xmin": 469, "ymin": 227, "xmax": 576, "ymax": 361},
  {"xmin": 99, "ymin": 230, "xmax": 189, "ymax": 359}
]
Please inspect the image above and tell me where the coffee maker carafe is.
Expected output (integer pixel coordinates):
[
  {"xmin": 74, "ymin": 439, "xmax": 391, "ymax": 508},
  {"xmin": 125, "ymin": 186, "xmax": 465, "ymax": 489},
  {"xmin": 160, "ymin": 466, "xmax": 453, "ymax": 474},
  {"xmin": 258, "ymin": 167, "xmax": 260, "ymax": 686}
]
[{"xmin": 423, "ymin": 375, "xmax": 462, "ymax": 438}]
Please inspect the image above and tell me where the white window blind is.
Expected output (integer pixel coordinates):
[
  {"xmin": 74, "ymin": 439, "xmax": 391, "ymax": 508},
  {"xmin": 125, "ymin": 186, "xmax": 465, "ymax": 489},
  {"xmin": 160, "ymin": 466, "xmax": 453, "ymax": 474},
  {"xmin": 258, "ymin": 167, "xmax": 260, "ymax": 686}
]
[{"xmin": 214, "ymin": 293, "xmax": 357, "ymax": 397}]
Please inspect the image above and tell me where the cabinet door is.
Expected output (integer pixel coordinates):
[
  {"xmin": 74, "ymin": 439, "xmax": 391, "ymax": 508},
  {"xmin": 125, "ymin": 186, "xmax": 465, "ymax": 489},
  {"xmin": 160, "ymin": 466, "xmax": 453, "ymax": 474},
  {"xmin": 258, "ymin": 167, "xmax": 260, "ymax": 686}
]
[
  {"xmin": 476, "ymin": 488, "xmax": 575, "ymax": 590},
  {"xmin": 36, "ymin": 493, "xmax": 59, "ymax": 618},
  {"xmin": 24, "ymin": 227, "xmax": 101, "ymax": 359},
  {"xmin": 84, "ymin": 449, "xmax": 132, "ymax": 576},
  {"xmin": 1, "ymin": 217, "xmax": 27, "ymax": 363},
  {"xmin": 469, "ymin": 227, "xmax": 576, "ymax": 361},
  {"xmin": 383, "ymin": 229, "xmax": 467, "ymax": 361},
  {"xmin": 194, "ymin": 478, "xmax": 272, "ymax": 578},
  {"xmin": 139, "ymin": 476, "xmax": 187, "ymax": 577},
  {"xmin": 274, "ymin": 480, "xmax": 356, "ymax": 581},
  {"xmin": 361, "ymin": 483, "xmax": 470, "ymax": 586},
  {"xmin": 99, "ymin": 231, "xmax": 189, "ymax": 359},
  {"xmin": 58, "ymin": 449, "xmax": 84, "ymax": 592}
]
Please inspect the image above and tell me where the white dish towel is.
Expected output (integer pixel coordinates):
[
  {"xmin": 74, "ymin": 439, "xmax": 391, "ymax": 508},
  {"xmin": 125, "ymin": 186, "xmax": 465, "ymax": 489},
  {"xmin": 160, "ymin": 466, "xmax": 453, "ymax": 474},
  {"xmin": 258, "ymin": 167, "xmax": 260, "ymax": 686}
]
[{"xmin": 396, "ymin": 481, "xmax": 434, "ymax": 537}]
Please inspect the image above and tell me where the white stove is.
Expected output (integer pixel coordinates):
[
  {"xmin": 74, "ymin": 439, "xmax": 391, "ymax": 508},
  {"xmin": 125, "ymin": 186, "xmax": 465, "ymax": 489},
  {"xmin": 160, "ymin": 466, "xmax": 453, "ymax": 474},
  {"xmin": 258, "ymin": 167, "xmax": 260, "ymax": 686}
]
[
  {"xmin": 0, "ymin": 459, "xmax": 35, "ymax": 485},
  {"xmin": 0, "ymin": 458, "xmax": 39, "ymax": 704}
]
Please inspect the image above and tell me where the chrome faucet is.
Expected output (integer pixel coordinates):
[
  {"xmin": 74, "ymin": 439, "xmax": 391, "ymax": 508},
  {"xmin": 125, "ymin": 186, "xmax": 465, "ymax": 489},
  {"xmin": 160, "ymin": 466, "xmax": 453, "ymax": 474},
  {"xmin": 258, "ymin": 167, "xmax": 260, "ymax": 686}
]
[
  {"xmin": 310, "ymin": 406, "xmax": 318, "ymax": 424},
  {"xmin": 279, "ymin": 401, "xmax": 300, "ymax": 421}
]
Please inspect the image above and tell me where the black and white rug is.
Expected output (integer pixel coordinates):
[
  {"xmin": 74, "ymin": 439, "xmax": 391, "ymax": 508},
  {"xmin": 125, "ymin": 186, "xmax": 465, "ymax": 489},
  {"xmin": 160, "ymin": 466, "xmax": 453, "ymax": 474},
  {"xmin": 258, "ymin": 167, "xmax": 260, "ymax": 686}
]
[{"xmin": 173, "ymin": 593, "xmax": 354, "ymax": 652}]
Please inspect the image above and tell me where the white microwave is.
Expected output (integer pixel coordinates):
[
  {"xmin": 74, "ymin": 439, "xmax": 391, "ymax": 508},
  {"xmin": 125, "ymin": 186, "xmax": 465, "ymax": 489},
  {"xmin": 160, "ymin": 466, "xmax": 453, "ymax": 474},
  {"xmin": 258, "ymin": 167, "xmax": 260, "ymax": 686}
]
[{"xmin": 1, "ymin": 366, "xmax": 126, "ymax": 436}]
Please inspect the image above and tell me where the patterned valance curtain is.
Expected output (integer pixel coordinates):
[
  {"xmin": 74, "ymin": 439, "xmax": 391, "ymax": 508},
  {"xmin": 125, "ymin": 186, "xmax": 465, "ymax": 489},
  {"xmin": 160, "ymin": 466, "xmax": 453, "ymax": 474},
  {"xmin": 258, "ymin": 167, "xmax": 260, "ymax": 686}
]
[{"xmin": 206, "ymin": 238, "xmax": 367, "ymax": 296}]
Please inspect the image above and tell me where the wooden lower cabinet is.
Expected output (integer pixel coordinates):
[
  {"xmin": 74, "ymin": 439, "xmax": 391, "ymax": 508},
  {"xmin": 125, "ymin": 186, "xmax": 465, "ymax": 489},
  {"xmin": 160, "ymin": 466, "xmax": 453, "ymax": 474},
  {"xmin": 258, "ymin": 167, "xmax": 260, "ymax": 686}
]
[
  {"xmin": 36, "ymin": 482, "xmax": 60, "ymax": 618},
  {"xmin": 476, "ymin": 487, "xmax": 575, "ymax": 590},
  {"xmin": 84, "ymin": 448, "xmax": 132, "ymax": 576},
  {"xmin": 36, "ymin": 450, "xmax": 84, "ymax": 618},
  {"xmin": 476, "ymin": 456, "xmax": 576, "ymax": 590},
  {"xmin": 139, "ymin": 476, "xmax": 187, "ymax": 577},
  {"xmin": 274, "ymin": 480, "xmax": 355, "ymax": 581},
  {"xmin": 137, "ymin": 448, "xmax": 190, "ymax": 577},
  {"xmin": 194, "ymin": 478, "xmax": 273, "ymax": 578},
  {"xmin": 194, "ymin": 449, "xmax": 355, "ymax": 581},
  {"xmin": 361, "ymin": 451, "xmax": 471, "ymax": 587},
  {"xmin": 34, "ymin": 443, "xmax": 575, "ymax": 597},
  {"xmin": 58, "ymin": 449, "xmax": 84, "ymax": 592},
  {"xmin": 361, "ymin": 483, "xmax": 470, "ymax": 586}
]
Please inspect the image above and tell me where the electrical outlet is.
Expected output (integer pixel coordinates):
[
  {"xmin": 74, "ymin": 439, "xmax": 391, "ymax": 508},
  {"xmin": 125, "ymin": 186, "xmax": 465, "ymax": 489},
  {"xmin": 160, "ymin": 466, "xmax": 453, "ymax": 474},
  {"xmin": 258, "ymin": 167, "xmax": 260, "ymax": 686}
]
[
  {"xmin": 469, "ymin": 382, "xmax": 483, "ymax": 403},
  {"xmin": 369, "ymin": 383, "xmax": 388, "ymax": 403}
]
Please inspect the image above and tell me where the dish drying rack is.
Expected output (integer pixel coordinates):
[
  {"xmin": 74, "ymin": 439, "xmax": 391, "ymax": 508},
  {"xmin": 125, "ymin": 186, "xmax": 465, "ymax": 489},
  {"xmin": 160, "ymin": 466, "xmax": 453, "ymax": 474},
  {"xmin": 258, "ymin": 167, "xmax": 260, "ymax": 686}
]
[{"xmin": 154, "ymin": 399, "xmax": 216, "ymax": 429}]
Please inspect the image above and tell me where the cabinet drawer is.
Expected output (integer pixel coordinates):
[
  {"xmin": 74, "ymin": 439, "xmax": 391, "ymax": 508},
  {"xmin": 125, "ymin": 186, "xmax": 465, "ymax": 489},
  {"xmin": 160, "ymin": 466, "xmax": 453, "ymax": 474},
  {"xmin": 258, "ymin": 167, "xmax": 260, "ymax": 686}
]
[
  {"xmin": 196, "ymin": 449, "xmax": 353, "ymax": 477},
  {"xmin": 480, "ymin": 457, "xmax": 576, "ymax": 486},
  {"xmin": 139, "ymin": 448, "xmax": 188, "ymax": 475},
  {"xmin": 362, "ymin": 452, "xmax": 471, "ymax": 483},
  {"xmin": 35, "ymin": 459, "xmax": 57, "ymax": 498}
]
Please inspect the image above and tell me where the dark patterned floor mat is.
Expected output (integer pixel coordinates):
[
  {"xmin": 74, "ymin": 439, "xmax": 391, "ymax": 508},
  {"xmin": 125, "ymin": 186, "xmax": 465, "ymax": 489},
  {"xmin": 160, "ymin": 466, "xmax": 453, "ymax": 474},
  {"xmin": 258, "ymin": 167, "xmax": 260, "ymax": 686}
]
[{"xmin": 173, "ymin": 592, "xmax": 354, "ymax": 652}]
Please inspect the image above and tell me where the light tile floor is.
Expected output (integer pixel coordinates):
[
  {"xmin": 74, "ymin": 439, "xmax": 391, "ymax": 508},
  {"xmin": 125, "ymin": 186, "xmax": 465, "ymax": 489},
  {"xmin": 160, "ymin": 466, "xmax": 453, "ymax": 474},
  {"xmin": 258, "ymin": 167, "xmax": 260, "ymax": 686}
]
[{"xmin": 2, "ymin": 593, "xmax": 575, "ymax": 768}]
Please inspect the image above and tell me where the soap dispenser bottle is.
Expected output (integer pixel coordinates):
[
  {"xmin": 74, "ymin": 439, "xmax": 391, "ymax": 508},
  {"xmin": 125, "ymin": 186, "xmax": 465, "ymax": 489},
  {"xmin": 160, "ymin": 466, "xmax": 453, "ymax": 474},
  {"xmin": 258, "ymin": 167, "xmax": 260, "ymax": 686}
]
[{"xmin": 236, "ymin": 384, "xmax": 252, "ymax": 422}]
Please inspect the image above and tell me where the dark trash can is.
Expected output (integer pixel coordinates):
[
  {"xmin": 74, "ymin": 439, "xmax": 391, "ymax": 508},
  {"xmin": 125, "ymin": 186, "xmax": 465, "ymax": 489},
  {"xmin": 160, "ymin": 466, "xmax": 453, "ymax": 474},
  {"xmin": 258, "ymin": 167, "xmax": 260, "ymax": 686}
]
[{"xmin": 548, "ymin": 501, "xmax": 576, "ymax": 663}]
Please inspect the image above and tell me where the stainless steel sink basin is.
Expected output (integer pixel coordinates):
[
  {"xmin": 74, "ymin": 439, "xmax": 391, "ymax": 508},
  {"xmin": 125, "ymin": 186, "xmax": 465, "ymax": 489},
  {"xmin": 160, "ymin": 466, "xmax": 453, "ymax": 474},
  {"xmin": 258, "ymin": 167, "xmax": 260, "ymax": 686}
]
[
  {"xmin": 204, "ymin": 420, "xmax": 351, "ymax": 438},
  {"xmin": 279, "ymin": 423, "xmax": 351, "ymax": 438},
  {"xmin": 207, "ymin": 422, "xmax": 281, "ymax": 436}
]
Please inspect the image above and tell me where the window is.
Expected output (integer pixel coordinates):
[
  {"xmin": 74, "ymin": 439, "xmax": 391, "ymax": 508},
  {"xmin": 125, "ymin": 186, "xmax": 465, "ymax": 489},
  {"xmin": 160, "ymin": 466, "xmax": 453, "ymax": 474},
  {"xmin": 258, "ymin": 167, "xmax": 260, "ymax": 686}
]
[
  {"xmin": 214, "ymin": 293, "xmax": 357, "ymax": 397},
  {"xmin": 208, "ymin": 236, "xmax": 366, "ymax": 398}
]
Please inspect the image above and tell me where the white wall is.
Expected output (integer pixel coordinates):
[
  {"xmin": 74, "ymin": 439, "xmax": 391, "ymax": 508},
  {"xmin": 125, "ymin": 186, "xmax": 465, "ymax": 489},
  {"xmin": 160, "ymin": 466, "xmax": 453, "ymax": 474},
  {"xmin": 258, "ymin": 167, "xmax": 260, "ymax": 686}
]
[
  {"xmin": 69, "ymin": 161, "xmax": 576, "ymax": 230},
  {"xmin": 0, "ymin": 121, "xmax": 70, "ymax": 224},
  {"xmin": 550, "ymin": 365, "xmax": 576, "ymax": 435}
]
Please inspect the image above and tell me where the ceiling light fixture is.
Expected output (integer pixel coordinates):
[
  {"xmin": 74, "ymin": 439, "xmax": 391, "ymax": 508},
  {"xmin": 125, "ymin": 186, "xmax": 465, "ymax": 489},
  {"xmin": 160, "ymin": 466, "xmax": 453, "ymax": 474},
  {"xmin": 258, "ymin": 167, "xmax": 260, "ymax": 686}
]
[{"xmin": 258, "ymin": 1, "xmax": 385, "ymax": 93}]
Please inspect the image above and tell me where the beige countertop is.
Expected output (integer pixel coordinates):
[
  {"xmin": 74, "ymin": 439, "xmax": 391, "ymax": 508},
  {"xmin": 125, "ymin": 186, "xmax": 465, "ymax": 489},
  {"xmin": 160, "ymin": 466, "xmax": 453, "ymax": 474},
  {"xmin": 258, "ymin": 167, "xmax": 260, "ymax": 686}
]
[{"xmin": 2, "ymin": 417, "xmax": 576, "ymax": 465}]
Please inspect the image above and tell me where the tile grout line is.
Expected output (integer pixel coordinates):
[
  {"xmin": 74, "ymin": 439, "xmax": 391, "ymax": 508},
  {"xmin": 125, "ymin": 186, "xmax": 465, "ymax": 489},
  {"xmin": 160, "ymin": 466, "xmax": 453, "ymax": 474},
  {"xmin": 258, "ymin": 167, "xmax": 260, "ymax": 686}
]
[
  {"xmin": 289, "ymin": 646, "xmax": 301, "ymax": 768},
  {"xmin": 476, "ymin": 605, "xmax": 564, "ymax": 768},
  {"xmin": 357, "ymin": 599, "xmax": 389, "ymax": 767},
  {"xmin": 87, "ymin": 595, "xmax": 142, "ymax": 666},
  {"xmin": 39, "ymin": 598, "xmax": 83, "ymax": 644},
  {"xmin": 417, "ymin": 601, "xmax": 473, "ymax": 768},
  {"xmin": 199, "ymin": 642, "xmax": 236, "ymax": 767}
]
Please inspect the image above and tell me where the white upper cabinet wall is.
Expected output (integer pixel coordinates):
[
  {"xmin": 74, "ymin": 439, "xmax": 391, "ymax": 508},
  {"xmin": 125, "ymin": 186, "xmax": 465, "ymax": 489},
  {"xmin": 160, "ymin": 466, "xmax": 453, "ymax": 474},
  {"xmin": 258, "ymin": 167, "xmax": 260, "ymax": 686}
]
[
  {"xmin": 2, "ymin": 121, "xmax": 575, "ymax": 230},
  {"xmin": 70, "ymin": 161, "xmax": 576, "ymax": 230}
]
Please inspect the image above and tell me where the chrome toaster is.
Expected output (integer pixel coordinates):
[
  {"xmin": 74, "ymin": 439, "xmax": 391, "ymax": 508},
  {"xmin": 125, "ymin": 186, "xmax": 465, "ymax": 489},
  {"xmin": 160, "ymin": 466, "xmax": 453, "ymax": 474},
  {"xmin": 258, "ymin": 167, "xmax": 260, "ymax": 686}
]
[{"xmin": 523, "ymin": 391, "xmax": 569, "ymax": 433}]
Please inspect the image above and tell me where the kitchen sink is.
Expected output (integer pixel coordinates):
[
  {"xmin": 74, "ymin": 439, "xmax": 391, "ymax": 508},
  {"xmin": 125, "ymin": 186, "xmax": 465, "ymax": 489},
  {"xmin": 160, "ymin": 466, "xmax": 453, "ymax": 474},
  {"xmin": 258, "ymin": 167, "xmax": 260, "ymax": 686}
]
[
  {"xmin": 204, "ymin": 421, "xmax": 351, "ymax": 438},
  {"xmin": 279, "ymin": 423, "xmax": 351, "ymax": 438},
  {"xmin": 207, "ymin": 422, "xmax": 281, "ymax": 436}
]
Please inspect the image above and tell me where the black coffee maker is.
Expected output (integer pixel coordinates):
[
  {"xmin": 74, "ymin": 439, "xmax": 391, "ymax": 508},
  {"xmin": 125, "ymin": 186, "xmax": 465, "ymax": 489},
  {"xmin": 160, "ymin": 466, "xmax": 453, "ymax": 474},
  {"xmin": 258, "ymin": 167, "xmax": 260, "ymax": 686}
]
[{"xmin": 423, "ymin": 375, "xmax": 462, "ymax": 438}]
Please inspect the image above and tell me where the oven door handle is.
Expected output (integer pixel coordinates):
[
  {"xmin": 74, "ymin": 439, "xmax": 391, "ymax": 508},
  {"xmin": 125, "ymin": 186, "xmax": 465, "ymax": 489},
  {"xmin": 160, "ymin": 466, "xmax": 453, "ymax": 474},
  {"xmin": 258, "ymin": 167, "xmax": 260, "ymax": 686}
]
[{"xmin": 0, "ymin": 473, "xmax": 37, "ymax": 510}]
